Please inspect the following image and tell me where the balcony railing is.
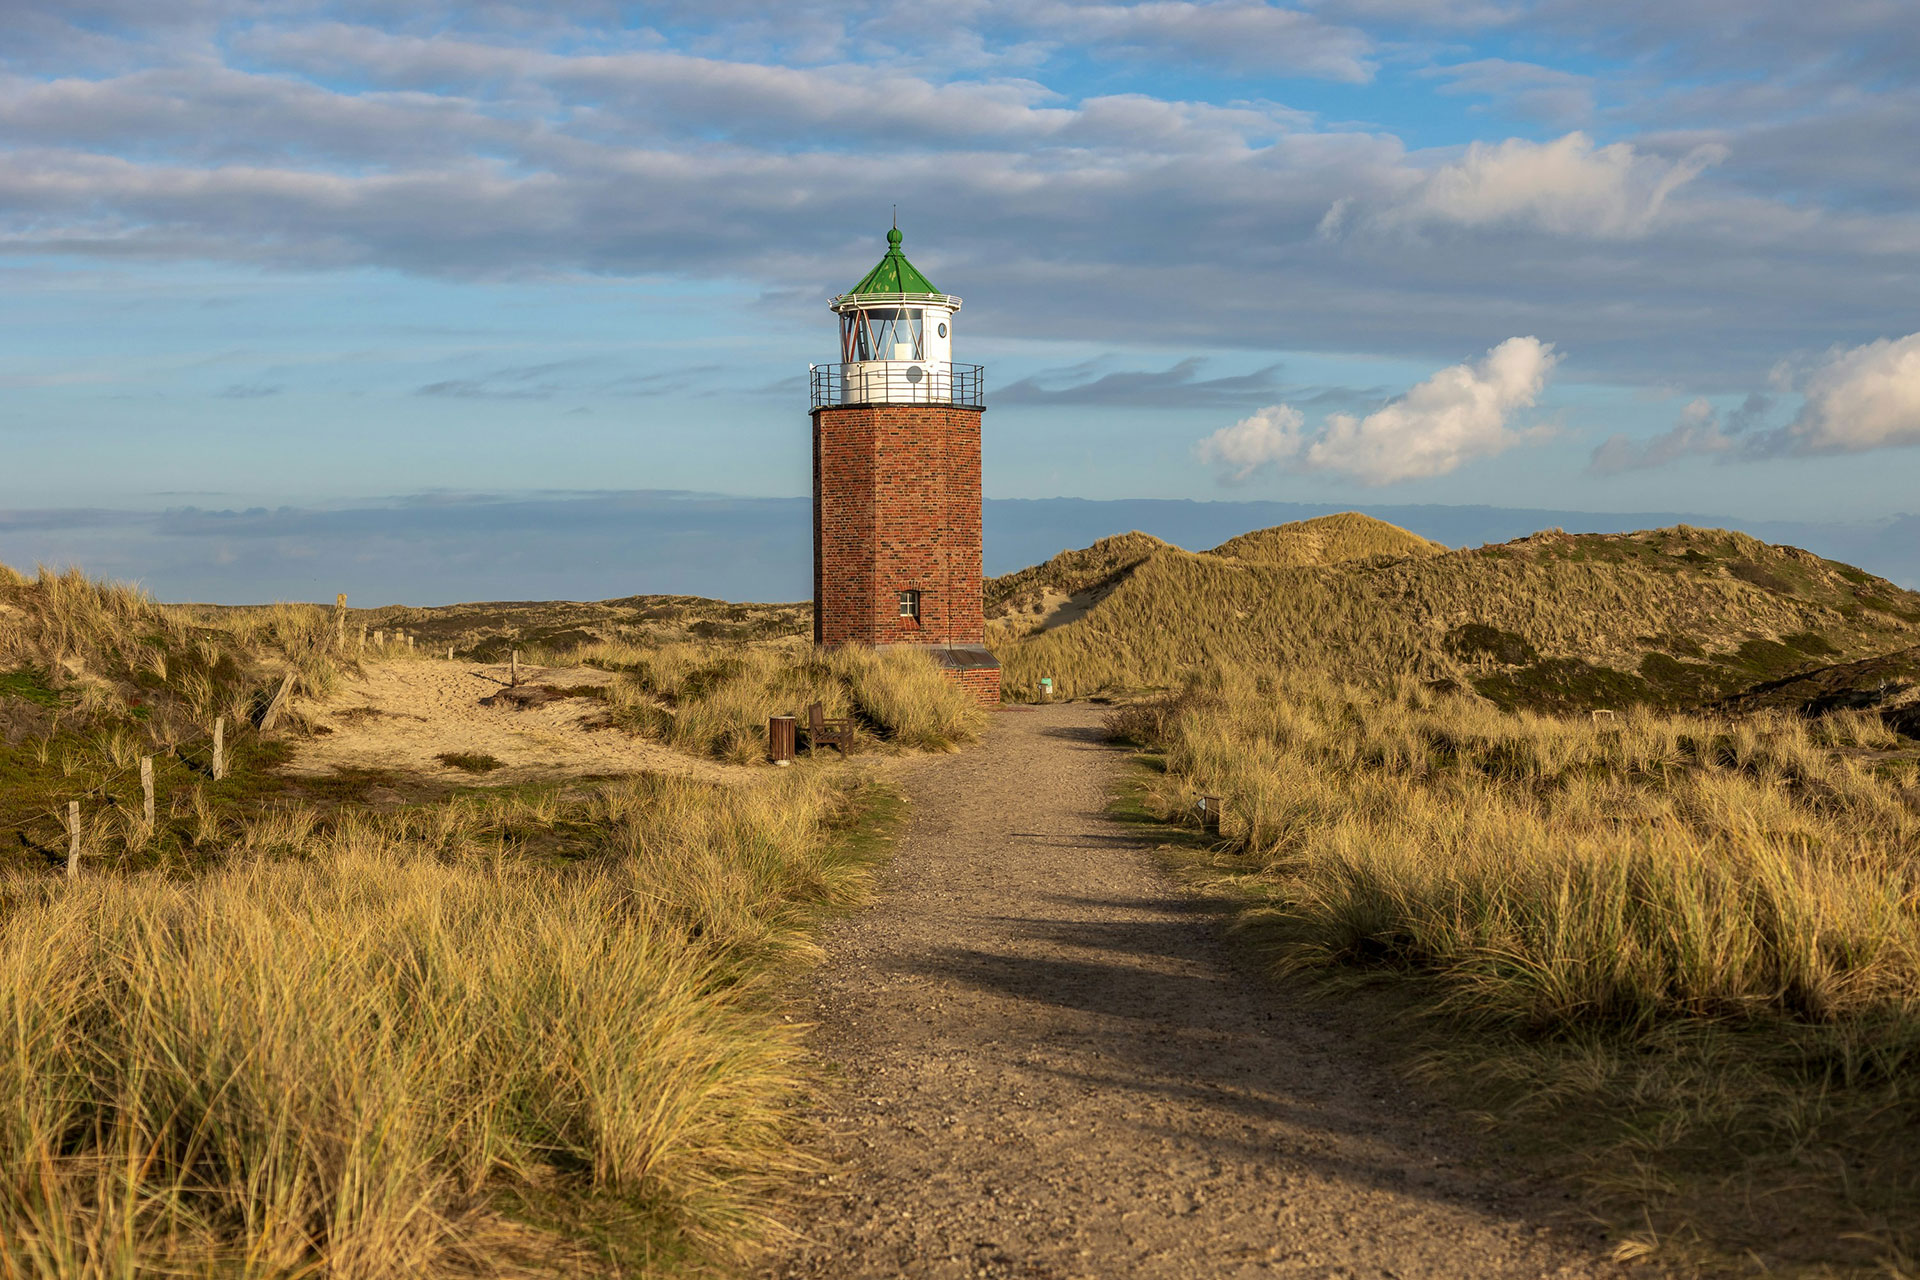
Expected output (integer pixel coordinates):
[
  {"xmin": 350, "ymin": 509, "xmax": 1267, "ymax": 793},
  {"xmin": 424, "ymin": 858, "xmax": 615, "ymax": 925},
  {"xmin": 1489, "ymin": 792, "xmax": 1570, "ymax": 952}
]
[{"xmin": 810, "ymin": 362, "xmax": 984, "ymax": 410}]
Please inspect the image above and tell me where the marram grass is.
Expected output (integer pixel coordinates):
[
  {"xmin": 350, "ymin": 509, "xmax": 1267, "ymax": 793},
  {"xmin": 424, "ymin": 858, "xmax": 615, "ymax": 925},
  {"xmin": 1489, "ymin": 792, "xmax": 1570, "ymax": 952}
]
[
  {"xmin": 0, "ymin": 769, "xmax": 877, "ymax": 1278},
  {"xmin": 1123, "ymin": 668, "xmax": 1920, "ymax": 1032},
  {"xmin": 1116, "ymin": 667, "xmax": 1920, "ymax": 1265}
]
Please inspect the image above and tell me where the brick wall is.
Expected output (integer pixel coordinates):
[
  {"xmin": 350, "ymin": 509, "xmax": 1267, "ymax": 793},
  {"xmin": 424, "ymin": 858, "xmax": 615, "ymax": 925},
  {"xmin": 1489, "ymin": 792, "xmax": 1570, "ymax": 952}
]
[
  {"xmin": 813, "ymin": 403, "xmax": 986, "ymax": 648},
  {"xmin": 945, "ymin": 666, "xmax": 1002, "ymax": 706}
]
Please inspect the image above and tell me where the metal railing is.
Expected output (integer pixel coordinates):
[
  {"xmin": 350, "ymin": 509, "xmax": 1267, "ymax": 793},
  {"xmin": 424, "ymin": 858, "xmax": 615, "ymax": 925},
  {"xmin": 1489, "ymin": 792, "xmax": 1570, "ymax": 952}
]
[{"xmin": 810, "ymin": 362, "xmax": 985, "ymax": 409}]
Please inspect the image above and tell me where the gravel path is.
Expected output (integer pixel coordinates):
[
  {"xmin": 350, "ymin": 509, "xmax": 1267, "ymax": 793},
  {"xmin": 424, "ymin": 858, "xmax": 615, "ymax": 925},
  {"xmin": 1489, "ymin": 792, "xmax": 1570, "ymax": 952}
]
[{"xmin": 762, "ymin": 703, "xmax": 1634, "ymax": 1280}]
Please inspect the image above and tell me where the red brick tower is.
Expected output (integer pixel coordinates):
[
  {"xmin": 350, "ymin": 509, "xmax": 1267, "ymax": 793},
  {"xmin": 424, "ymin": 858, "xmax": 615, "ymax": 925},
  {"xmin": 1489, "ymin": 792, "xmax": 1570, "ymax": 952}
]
[{"xmin": 810, "ymin": 227, "xmax": 1000, "ymax": 704}]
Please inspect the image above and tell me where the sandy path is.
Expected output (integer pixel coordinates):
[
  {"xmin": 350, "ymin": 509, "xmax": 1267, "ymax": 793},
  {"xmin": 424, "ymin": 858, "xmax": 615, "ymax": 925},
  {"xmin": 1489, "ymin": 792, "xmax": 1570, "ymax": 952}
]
[
  {"xmin": 764, "ymin": 704, "xmax": 1632, "ymax": 1280},
  {"xmin": 287, "ymin": 659, "xmax": 746, "ymax": 785}
]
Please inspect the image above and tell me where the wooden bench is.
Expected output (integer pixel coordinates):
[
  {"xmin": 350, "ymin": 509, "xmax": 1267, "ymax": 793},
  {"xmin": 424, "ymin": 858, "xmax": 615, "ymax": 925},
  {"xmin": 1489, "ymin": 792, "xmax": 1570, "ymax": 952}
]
[{"xmin": 806, "ymin": 701, "xmax": 854, "ymax": 756}]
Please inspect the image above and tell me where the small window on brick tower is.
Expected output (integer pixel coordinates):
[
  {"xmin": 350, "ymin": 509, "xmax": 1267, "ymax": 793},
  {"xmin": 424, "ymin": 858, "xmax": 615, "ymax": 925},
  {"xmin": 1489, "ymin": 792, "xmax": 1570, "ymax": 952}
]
[{"xmin": 898, "ymin": 589, "xmax": 921, "ymax": 620}]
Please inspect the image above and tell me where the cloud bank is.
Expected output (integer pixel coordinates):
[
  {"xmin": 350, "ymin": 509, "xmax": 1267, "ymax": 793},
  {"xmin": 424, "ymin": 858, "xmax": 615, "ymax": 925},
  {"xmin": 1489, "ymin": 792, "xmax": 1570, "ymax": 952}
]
[
  {"xmin": 1780, "ymin": 332, "xmax": 1920, "ymax": 455},
  {"xmin": 1198, "ymin": 337, "xmax": 1559, "ymax": 484},
  {"xmin": 1590, "ymin": 332, "xmax": 1920, "ymax": 472}
]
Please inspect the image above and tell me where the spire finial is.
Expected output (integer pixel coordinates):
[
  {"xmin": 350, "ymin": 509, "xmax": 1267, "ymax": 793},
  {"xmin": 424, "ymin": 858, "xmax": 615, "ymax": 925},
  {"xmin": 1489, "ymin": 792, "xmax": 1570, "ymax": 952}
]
[{"xmin": 887, "ymin": 224, "xmax": 902, "ymax": 248}]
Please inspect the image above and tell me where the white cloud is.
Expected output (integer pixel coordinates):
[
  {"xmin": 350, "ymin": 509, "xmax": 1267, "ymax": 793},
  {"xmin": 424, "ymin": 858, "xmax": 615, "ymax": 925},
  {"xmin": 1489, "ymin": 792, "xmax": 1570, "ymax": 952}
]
[
  {"xmin": 1198, "ymin": 337, "xmax": 1558, "ymax": 485},
  {"xmin": 1031, "ymin": 2, "xmax": 1376, "ymax": 83},
  {"xmin": 1195, "ymin": 404, "xmax": 1306, "ymax": 482},
  {"xmin": 1778, "ymin": 332, "xmax": 1920, "ymax": 454},
  {"xmin": 1589, "ymin": 396, "xmax": 1734, "ymax": 473},
  {"xmin": 1378, "ymin": 131, "xmax": 1727, "ymax": 238}
]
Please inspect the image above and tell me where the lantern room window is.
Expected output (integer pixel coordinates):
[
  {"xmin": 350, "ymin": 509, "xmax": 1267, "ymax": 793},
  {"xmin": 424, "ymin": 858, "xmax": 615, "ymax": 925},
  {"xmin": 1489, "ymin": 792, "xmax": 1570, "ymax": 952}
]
[
  {"xmin": 898, "ymin": 589, "xmax": 921, "ymax": 620},
  {"xmin": 844, "ymin": 307, "xmax": 925, "ymax": 362}
]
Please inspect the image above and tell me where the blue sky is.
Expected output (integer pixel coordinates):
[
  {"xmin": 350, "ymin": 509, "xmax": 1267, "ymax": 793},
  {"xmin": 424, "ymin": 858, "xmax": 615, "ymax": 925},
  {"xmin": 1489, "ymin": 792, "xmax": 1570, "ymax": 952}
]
[{"xmin": 2, "ymin": 1, "xmax": 1917, "ymax": 600}]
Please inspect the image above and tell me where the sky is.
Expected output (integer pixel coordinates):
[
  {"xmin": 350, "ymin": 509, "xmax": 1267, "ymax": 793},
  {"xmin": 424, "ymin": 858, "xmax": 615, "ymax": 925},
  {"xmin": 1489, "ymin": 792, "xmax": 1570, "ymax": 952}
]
[{"xmin": 1, "ymin": 1, "xmax": 1917, "ymax": 601}]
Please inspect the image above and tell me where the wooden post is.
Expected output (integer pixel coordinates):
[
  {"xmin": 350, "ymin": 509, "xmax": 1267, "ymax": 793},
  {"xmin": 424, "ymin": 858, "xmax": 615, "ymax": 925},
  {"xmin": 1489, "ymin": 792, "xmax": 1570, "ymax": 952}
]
[
  {"xmin": 334, "ymin": 593, "xmax": 347, "ymax": 649},
  {"xmin": 769, "ymin": 715, "xmax": 797, "ymax": 766},
  {"xmin": 66, "ymin": 801, "xmax": 80, "ymax": 877},
  {"xmin": 140, "ymin": 756, "xmax": 155, "ymax": 826},
  {"xmin": 212, "ymin": 717, "xmax": 226, "ymax": 781},
  {"xmin": 447, "ymin": 646, "xmax": 455, "ymax": 661},
  {"xmin": 259, "ymin": 670, "xmax": 296, "ymax": 732},
  {"xmin": 1198, "ymin": 795, "xmax": 1223, "ymax": 836},
  {"xmin": 510, "ymin": 650, "xmax": 520, "ymax": 687},
  {"xmin": 374, "ymin": 629, "xmax": 385, "ymax": 649},
  {"xmin": 406, "ymin": 633, "xmax": 414, "ymax": 653}
]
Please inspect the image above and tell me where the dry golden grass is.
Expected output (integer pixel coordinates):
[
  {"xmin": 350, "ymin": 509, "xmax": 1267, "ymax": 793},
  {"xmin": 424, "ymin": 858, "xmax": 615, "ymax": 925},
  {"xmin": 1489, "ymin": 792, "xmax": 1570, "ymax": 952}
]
[
  {"xmin": 2, "ymin": 564, "xmax": 931, "ymax": 1275},
  {"xmin": 0, "ymin": 768, "xmax": 885, "ymax": 1278},
  {"xmin": 983, "ymin": 531, "xmax": 1168, "ymax": 618},
  {"xmin": 572, "ymin": 641, "xmax": 987, "ymax": 762},
  {"xmin": 997, "ymin": 524, "xmax": 1920, "ymax": 709},
  {"xmin": 1115, "ymin": 668, "xmax": 1920, "ymax": 1266},
  {"xmin": 1205, "ymin": 511, "xmax": 1447, "ymax": 565}
]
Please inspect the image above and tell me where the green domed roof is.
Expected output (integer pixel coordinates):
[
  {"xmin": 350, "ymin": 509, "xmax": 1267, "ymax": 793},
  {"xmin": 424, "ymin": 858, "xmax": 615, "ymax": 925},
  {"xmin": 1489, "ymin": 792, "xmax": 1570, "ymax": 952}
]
[{"xmin": 846, "ymin": 226, "xmax": 941, "ymax": 297}]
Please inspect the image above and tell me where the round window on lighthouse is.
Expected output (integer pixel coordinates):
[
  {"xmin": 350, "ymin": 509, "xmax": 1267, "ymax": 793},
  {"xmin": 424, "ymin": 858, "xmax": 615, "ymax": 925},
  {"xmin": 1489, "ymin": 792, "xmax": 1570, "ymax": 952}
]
[
  {"xmin": 937, "ymin": 322, "xmax": 948, "ymax": 338},
  {"xmin": 906, "ymin": 365, "xmax": 924, "ymax": 384}
]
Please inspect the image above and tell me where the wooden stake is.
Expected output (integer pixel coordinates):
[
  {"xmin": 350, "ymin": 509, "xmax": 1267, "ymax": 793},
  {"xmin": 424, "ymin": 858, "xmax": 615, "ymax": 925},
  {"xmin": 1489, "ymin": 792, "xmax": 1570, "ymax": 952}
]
[
  {"xmin": 1198, "ymin": 795, "xmax": 1223, "ymax": 836},
  {"xmin": 259, "ymin": 670, "xmax": 296, "ymax": 732},
  {"xmin": 358, "ymin": 623, "xmax": 367, "ymax": 652},
  {"xmin": 212, "ymin": 717, "xmax": 226, "ymax": 781},
  {"xmin": 334, "ymin": 593, "xmax": 348, "ymax": 649},
  {"xmin": 510, "ymin": 650, "xmax": 520, "ymax": 687},
  {"xmin": 66, "ymin": 801, "xmax": 80, "ymax": 877},
  {"xmin": 141, "ymin": 756, "xmax": 155, "ymax": 826}
]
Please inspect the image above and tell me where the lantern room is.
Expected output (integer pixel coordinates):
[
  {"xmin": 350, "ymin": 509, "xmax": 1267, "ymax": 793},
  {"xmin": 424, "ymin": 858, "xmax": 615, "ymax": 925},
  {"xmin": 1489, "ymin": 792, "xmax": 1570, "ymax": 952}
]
[{"xmin": 810, "ymin": 226, "xmax": 984, "ymax": 409}]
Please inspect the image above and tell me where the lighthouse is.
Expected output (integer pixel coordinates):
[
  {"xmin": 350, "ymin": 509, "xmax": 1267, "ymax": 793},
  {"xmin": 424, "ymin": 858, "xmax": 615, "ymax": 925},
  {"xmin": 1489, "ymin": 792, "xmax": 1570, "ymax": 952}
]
[{"xmin": 810, "ymin": 226, "xmax": 1001, "ymax": 704}]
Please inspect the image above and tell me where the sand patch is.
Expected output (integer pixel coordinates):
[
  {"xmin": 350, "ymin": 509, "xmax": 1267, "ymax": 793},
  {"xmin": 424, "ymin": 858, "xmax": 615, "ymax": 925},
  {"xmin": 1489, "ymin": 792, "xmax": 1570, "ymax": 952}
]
[{"xmin": 288, "ymin": 659, "xmax": 747, "ymax": 785}]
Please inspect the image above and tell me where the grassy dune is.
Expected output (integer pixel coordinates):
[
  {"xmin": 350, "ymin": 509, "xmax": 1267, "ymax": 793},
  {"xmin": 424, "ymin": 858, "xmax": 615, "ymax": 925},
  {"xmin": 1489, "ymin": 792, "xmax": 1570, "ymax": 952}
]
[
  {"xmin": 0, "ymin": 562, "xmax": 980, "ymax": 1276},
  {"xmin": 1205, "ymin": 510, "xmax": 1447, "ymax": 565},
  {"xmin": 991, "ymin": 515, "xmax": 1920, "ymax": 1265},
  {"xmin": 995, "ymin": 522, "xmax": 1920, "ymax": 711}
]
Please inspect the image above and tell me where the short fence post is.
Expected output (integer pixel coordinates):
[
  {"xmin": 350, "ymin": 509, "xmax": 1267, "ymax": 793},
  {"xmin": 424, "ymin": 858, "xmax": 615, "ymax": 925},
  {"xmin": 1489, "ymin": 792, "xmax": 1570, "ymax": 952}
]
[
  {"xmin": 405, "ymin": 633, "xmax": 414, "ymax": 653},
  {"xmin": 334, "ymin": 593, "xmax": 347, "ymax": 649},
  {"xmin": 769, "ymin": 715, "xmax": 797, "ymax": 766},
  {"xmin": 447, "ymin": 646, "xmax": 455, "ymax": 661},
  {"xmin": 510, "ymin": 650, "xmax": 520, "ymax": 687},
  {"xmin": 212, "ymin": 717, "xmax": 227, "ymax": 781},
  {"xmin": 374, "ymin": 629, "xmax": 385, "ymax": 649},
  {"xmin": 357, "ymin": 623, "xmax": 367, "ymax": 653},
  {"xmin": 1198, "ymin": 795, "xmax": 1223, "ymax": 836},
  {"xmin": 66, "ymin": 801, "xmax": 81, "ymax": 877},
  {"xmin": 259, "ymin": 670, "xmax": 296, "ymax": 733},
  {"xmin": 140, "ymin": 756, "xmax": 155, "ymax": 826}
]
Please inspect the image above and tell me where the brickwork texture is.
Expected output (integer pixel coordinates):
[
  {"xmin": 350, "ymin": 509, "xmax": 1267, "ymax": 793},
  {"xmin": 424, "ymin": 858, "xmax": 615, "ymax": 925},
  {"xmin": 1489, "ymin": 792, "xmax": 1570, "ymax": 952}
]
[
  {"xmin": 813, "ymin": 403, "xmax": 986, "ymax": 647},
  {"xmin": 812, "ymin": 402, "xmax": 998, "ymax": 705}
]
